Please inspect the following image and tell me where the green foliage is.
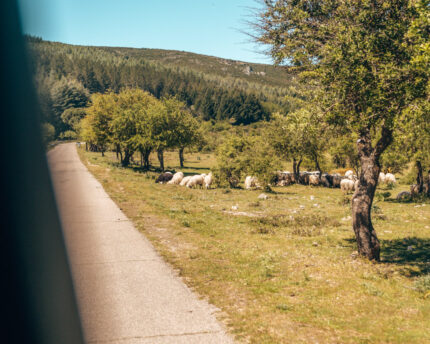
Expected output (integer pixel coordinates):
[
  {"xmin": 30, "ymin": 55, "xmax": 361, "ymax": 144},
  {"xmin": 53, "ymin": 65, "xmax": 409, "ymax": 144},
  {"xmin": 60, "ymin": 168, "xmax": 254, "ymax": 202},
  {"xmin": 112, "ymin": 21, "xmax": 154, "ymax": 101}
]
[
  {"xmin": 214, "ymin": 134, "xmax": 279, "ymax": 188},
  {"xmin": 51, "ymin": 78, "xmax": 89, "ymax": 133},
  {"xmin": 257, "ymin": 0, "xmax": 430, "ymax": 148},
  {"xmin": 414, "ymin": 274, "xmax": 430, "ymax": 294},
  {"xmin": 329, "ymin": 133, "xmax": 359, "ymax": 171},
  {"xmin": 58, "ymin": 130, "xmax": 78, "ymax": 140},
  {"xmin": 81, "ymin": 89, "xmax": 203, "ymax": 168},
  {"xmin": 61, "ymin": 107, "xmax": 86, "ymax": 131},
  {"xmin": 41, "ymin": 122, "xmax": 55, "ymax": 146},
  {"xmin": 267, "ymin": 108, "xmax": 326, "ymax": 172},
  {"xmin": 27, "ymin": 39, "xmax": 301, "ymax": 130}
]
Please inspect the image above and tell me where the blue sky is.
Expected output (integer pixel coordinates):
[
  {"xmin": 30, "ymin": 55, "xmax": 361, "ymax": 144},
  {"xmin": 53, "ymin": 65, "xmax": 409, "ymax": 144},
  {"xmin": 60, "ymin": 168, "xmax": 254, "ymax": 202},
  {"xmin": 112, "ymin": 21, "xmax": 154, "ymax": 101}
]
[{"xmin": 18, "ymin": 0, "xmax": 272, "ymax": 64}]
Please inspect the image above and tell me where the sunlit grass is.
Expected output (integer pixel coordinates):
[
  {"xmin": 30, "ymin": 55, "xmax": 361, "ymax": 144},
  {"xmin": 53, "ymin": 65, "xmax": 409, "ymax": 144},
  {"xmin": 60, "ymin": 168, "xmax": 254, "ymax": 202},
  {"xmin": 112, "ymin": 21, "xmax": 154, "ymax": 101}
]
[{"xmin": 78, "ymin": 147, "xmax": 430, "ymax": 344}]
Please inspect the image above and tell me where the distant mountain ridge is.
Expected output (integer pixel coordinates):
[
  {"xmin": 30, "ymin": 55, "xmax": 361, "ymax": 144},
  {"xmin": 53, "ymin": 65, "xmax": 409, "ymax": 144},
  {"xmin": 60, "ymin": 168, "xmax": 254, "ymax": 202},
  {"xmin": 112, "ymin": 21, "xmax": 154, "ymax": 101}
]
[{"xmin": 27, "ymin": 37, "xmax": 303, "ymax": 134}]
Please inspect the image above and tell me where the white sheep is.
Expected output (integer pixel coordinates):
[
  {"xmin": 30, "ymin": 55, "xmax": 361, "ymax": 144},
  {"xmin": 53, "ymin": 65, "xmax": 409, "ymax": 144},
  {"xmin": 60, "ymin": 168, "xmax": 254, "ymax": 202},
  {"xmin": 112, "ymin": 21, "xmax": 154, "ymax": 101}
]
[
  {"xmin": 244, "ymin": 176, "xmax": 260, "ymax": 190},
  {"xmin": 378, "ymin": 172, "xmax": 386, "ymax": 184},
  {"xmin": 309, "ymin": 174, "xmax": 320, "ymax": 186},
  {"xmin": 385, "ymin": 173, "xmax": 396, "ymax": 185},
  {"xmin": 179, "ymin": 176, "xmax": 192, "ymax": 186},
  {"xmin": 345, "ymin": 170, "xmax": 354, "ymax": 178},
  {"xmin": 186, "ymin": 174, "xmax": 205, "ymax": 188},
  {"xmin": 341, "ymin": 178, "xmax": 355, "ymax": 194},
  {"xmin": 204, "ymin": 172, "xmax": 213, "ymax": 189},
  {"xmin": 167, "ymin": 171, "xmax": 184, "ymax": 185}
]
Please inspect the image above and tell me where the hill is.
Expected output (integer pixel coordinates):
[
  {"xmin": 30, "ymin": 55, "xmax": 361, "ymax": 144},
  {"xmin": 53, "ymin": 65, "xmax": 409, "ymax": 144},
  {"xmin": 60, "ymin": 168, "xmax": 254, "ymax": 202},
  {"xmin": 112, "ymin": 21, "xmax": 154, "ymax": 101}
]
[{"xmin": 26, "ymin": 37, "xmax": 303, "ymax": 136}]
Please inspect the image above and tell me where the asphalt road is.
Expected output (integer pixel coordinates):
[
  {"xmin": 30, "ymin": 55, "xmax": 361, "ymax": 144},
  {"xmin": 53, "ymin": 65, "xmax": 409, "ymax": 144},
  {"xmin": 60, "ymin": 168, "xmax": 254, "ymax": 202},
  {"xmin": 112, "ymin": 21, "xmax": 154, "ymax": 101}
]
[{"xmin": 48, "ymin": 143, "xmax": 233, "ymax": 344}]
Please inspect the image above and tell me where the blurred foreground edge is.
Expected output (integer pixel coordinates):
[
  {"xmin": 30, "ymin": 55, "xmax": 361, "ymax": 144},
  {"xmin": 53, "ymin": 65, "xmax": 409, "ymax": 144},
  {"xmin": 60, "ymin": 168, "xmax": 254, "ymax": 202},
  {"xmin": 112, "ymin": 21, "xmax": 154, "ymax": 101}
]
[{"xmin": 0, "ymin": 1, "xmax": 85, "ymax": 343}]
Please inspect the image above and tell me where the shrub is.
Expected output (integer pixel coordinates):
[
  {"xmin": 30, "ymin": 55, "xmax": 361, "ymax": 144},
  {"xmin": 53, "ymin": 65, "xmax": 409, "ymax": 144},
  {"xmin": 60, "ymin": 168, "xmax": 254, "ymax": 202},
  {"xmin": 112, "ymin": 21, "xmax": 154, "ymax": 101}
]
[{"xmin": 213, "ymin": 134, "xmax": 280, "ymax": 188}]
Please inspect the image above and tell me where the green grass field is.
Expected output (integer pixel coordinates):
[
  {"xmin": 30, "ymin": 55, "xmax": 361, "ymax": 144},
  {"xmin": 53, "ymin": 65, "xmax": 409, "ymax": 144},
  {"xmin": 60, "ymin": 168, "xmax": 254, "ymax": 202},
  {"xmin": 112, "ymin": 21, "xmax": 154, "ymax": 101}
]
[{"xmin": 78, "ymin": 147, "xmax": 430, "ymax": 344}]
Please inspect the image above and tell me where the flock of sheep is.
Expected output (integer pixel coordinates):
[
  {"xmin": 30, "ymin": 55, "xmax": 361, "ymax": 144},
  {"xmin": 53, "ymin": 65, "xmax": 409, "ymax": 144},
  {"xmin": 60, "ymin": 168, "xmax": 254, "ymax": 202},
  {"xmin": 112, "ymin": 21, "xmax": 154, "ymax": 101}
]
[
  {"xmin": 155, "ymin": 169, "xmax": 396, "ymax": 193},
  {"xmin": 155, "ymin": 171, "xmax": 213, "ymax": 189},
  {"xmin": 274, "ymin": 170, "xmax": 397, "ymax": 193}
]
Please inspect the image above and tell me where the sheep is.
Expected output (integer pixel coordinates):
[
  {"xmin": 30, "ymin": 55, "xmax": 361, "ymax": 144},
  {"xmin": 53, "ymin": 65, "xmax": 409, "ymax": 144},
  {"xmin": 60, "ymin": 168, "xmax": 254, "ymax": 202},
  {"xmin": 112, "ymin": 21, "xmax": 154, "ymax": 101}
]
[
  {"xmin": 332, "ymin": 174, "xmax": 342, "ymax": 188},
  {"xmin": 340, "ymin": 178, "xmax": 355, "ymax": 194},
  {"xmin": 385, "ymin": 173, "xmax": 396, "ymax": 185},
  {"xmin": 155, "ymin": 172, "xmax": 173, "ymax": 184},
  {"xmin": 309, "ymin": 174, "xmax": 320, "ymax": 186},
  {"xmin": 378, "ymin": 172, "xmax": 386, "ymax": 184},
  {"xmin": 345, "ymin": 170, "xmax": 354, "ymax": 179},
  {"xmin": 167, "ymin": 171, "xmax": 184, "ymax": 185},
  {"xmin": 245, "ymin": 176, "xmax": 260, "ymax": 189},
  {"xmin": 299, "ymin": 172, "xmax": 310, "ymax": 185},
  {"xmin": 276, "ymin": 171, "xmax": 294, "ymax": 186},
  {"xmin": 320, "ymin": 173, "xmax": 333, "ymax": 188},
  {"xmin": 179, "ymin": 175, "xmax": 192, "ymax": 186},
  {"xmin": 186, "ymin": 174, "xmax": 205, "ymax": 188},
  {"xmin": 204, "ymin": 172, "xmax": 213, "ymax": 189}
]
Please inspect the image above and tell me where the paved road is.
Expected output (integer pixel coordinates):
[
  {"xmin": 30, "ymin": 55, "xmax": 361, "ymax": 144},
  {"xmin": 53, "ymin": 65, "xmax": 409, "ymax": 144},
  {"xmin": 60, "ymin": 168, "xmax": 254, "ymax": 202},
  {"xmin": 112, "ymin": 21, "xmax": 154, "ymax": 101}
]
[{"xmin": 48, "ymin": 143, "xmax": 233, "ymax": 344}]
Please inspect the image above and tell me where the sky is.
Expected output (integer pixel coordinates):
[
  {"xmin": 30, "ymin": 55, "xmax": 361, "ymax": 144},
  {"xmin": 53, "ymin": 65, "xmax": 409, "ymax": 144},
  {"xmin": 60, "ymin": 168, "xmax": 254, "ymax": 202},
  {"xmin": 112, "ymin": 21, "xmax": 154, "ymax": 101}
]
[{"xmin": 18, "ymin": 0, "xmax": 272, "ymax": 64}]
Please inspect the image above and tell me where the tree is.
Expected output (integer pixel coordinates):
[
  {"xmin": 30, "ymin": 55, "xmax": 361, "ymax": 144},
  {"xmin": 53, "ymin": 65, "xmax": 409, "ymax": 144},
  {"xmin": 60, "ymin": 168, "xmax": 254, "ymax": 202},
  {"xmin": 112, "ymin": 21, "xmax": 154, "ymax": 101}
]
[
  {"xmin": 51, "ymin": 78, "xmax": 89, "ymax": 134},
  {"xmin": 163, "ymin": 97, "xmax": 202, "ymax": 168},
  {"xmin": 110, "ymin": 89, "xmax": 158, "ymax": 166},
  {"xmin": 214, "ymin": 134, "xmax": 279, "ymax": 188},
  {"xmin": 256, "ymin": 0, "xmax": 430, "ymax": 260},
  {"xmin": 83, "ymin": 92, "xmax": 116, "ymax": 155},
  {"xmin": 329, "ymin": 133, "xmax": 360, "ymax": 174},
  {"xmin": 61, "ymin": 107, "xmax": 86, "ymax": 132},
  {"xmin": 396, "ymin": 100, "xmax": 430, "ymax": 195},
  {"xmin": 267, "ymin": 109, "xmax": 326, "ymax": 181},
  {"xmin": 41, "ymin": 122, "xmax": 55, "ymax": 147}
]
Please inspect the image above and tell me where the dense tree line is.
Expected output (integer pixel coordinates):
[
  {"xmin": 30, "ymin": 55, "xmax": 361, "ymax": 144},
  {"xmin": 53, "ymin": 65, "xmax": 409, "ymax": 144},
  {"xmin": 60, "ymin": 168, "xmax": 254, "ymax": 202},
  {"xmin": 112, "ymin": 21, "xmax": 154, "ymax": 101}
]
[
  {"xmin": 81, "ymin": 89, "xmax": 201, "ymax": 170},
  {"xmin": 26, "ymin": 38, "xmax": 303, "ymax": 138}
]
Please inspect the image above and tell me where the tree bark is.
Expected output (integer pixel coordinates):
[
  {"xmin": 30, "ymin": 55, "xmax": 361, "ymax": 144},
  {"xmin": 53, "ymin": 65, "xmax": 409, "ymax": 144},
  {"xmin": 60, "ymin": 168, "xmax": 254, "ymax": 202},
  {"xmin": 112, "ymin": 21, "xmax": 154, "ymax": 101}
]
[
  {"xmin": 416, "ymin": 160, "xmax": 424, "ymax": 194},
  {"xmin": 116, "ymin": 144, "xmax": 120, "ymax": 160},
  {"xmin": 179, "ymin": 147, "xmax": 185, "ymax": 168},
  {"xmin": 292, "ymin": 157, "xmax": 302, "ymax": 184},
  {"xmin": 121, "ymin": 149, "xmax": 132, "ymax": 167},
  {"xmin": 351, "ymin": 127, "xmax": 392, "ymax": 261},
  {"xmin": 157, "ymin": 149, "xmax": 164, "ymax": 171},
  {"xmin": 427, "ymin": 170, "xmax": 430, "ymax": 198},
  {"xmin": 313, "ymin": 152, "xmax": 322, "ymax": 175},
  {"xmin": 143, "ymin": 148, "xmax": 151, "ymax": 170}
]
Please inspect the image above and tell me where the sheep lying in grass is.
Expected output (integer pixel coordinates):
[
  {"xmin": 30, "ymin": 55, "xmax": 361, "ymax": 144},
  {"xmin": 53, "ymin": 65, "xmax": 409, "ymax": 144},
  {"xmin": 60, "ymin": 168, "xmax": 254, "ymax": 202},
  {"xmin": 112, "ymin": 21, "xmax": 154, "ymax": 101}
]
[
  {"xmin": 309, "ymin": 174, "xmax": 320, "ymax": 186},
  {"xmin": 378, "ymin": 172, "xmax": 386, "ymax": 184},
  {"xmin": 245, "ymin": 176, "xmax": 260, "ymax": 190},
  {"xmin": 155, "ymin": 172, "xmax": 173, "ymax": 184},
  {"xmin": 167, "ymin": 171, "xmax": 184, "ymax": 185}
]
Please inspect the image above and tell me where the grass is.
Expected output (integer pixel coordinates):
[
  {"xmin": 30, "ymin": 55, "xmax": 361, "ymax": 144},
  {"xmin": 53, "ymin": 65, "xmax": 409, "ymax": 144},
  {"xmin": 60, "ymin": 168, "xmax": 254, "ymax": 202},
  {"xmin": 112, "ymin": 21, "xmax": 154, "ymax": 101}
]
[{"xmin": 78, "ymin": 147, "xmax": 430, "ymax": 344}]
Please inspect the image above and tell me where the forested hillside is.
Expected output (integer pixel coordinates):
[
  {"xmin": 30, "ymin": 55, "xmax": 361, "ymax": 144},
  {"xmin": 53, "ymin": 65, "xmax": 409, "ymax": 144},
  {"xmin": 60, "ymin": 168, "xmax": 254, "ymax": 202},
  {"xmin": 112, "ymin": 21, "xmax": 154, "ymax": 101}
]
[{"xmin": 26, "ymin": 37, "xmax": 303, "ymax": 137}]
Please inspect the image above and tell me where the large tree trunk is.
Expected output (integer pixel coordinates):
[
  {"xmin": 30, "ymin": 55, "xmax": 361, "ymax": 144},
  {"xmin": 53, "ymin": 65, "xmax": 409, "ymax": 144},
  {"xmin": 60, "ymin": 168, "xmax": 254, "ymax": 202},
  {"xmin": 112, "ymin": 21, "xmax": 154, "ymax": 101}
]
[
  {"xmin": 352, "ymin": 128, "xmax": 392, "ymax": 261},
  {"xmin": 121, "ymin": 149, "xmax": 132, "ymax": 167},
  {"xmin": 179, "ymin": 147, "xmax": 185, "ymax": 168},
  {"xmin": 157, "ymin": 149, "xmax": 164, "ymax": 171},
  {"xmin": 416, "ymin": 160, "xmax": 424, "ymax": 194}
]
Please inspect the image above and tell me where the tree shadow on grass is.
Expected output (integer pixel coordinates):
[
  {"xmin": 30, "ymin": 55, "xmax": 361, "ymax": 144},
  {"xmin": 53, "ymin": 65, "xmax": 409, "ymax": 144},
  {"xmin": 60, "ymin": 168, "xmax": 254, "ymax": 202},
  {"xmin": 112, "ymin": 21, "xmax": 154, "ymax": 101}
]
[
  {"xmin": 381, "ymin": 237, "xmax": 430, "ymax": 276},
  {"xmin": 343, "ymin": 236, "xmax": 430, "ymax": 277}
]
